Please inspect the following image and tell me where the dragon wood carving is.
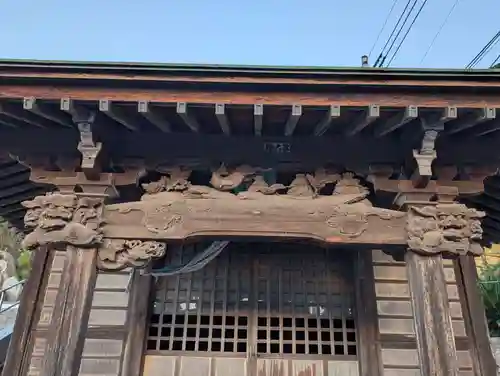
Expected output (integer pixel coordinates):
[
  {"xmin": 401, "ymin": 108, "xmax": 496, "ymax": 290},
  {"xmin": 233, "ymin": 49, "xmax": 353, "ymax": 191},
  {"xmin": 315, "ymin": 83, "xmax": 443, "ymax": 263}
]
[
  {"xmin": 407, "ymin": 204, "xmax": 485, "ymax": 256},
  {"xmin": 97, "ymin": 239, "xmax": 166, "ymax": 270}
]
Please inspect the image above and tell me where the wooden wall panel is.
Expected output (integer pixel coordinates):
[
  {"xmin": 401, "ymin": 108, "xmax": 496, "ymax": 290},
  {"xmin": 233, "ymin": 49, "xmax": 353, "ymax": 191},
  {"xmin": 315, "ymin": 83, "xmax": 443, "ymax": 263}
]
[
  {"xmin": 371, "ymin": 250, "xmax": 473, "ymax": 376},
  {"xmin": 26, "ymin": 252, "xmax": 130, "ymax": 376}
]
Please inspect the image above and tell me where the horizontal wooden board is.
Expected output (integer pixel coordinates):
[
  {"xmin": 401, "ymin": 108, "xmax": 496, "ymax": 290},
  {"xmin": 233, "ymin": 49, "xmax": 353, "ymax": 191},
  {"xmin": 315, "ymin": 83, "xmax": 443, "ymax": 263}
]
[
  {"xmin": 373, "ymin": 265, "xmax": 456, "ymax": 283},
  {"xmin": 383, "ymin": 370, "xmax": 473, "ymax": 376},
  {"xmin": 96, "ymin": 273, "xmax": 131, "ymax": 290},
  {"xmin": 376, "ymin": 300, "xmax": 463, "ymax": 319},
  {"xmin": 372, "ymin": 250, "xmax": 454, "ymax": 266},
  {"xmin": 374, "ymin": 282, "xmax": 459, "ymax": 300},
  {"xmin": 31, "ymin": 337, "xmax": 123, "ymax": 358},
  {"xmin": 378, "ymin": 318, "xmax": 466, "ymax": 337},
  {"xmin": 381, "ymin": 349, "xmax": 471, "ymax": 369}
]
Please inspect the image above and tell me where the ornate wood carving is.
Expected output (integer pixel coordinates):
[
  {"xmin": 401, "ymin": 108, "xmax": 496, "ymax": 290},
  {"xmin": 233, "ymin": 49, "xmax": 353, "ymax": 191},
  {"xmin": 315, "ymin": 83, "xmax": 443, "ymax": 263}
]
[
  {"xmin": 407, "ymin": 203, "xmax": 485, "ymax": 256},
  {"xmin": 97, "ymin": 239, "xmax": 166, "ymax": 271},
  {"xmin": 104, "ymin": 171, "xmax": 406, "ymax": 244},
  {"xmin": 21, "ymin": 193, "xmax": 104, "ymax": 249}
]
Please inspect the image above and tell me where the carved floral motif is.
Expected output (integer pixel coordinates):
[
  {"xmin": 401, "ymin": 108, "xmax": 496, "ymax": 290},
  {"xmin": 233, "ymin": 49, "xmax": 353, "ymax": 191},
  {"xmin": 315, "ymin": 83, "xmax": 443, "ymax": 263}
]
[
  {"xmin": 407, "ymin": 203, "xmax": 485, "ymax": 256},
  {"xmin": 21, "ymin": 193, "xmax": 103, "ymax": 249},
  {"xmin": 97, "ymin": 239, "xmax": 166, "ymax": 270}
]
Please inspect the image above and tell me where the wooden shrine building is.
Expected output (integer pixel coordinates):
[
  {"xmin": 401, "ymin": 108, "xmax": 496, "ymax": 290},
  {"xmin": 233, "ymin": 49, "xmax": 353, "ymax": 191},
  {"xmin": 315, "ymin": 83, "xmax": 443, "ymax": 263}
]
[{"xmin": 0, "ymin": 60, "xmax": 500, "ymax": 376}]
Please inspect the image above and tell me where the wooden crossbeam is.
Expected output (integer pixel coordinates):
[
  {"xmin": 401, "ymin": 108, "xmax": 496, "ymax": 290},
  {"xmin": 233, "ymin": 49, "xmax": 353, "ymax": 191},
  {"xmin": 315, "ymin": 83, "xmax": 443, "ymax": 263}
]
[
  {"xmin": 254, "ymin": 104, "xmax": 264, "ymax": 136},
  {"xmin": 346, "ymin": 104, "xmax": 379, "ymax": 137},
  {"xmin": 23, "ymin": 97, "xmax": 72, "ymax": 127},
  {"xmin": 138, "ymin": 101, "xmax": 171, "ymax": 133},
  {"xmin": 176, "ymin": 102, "xmax": 199, "ymax": 133},
  {"xmin": 99, "ymin": 100, "xmax": 138, "ymax": 131},
  {"xmin": 284, "ymin": 104, "xmax": 302, "ymax": 136},
  {"xmin": 215, "ymin": 103, "xmax": 231, "ymax": 135},
  {"xmin": 446, "ymin": 107, "xmax": 496, "ymax": 135},
  {"xmin": 0, "ymin": 104, "xmax": 46, "ymax": 128},
  {"xmin": 314, "ymin": 105, "xmax": 341, "ymax": 136}
]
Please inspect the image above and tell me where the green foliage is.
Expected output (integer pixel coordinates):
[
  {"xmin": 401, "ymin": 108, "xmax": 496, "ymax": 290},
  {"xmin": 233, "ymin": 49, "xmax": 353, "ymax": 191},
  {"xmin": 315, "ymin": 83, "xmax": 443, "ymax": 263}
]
[
  {"xmin": 478, "ymin": 261, "xmax": 500, "ymax": 337},
  {"xmin": 0, "ymin": 217, "xmax": 31, "ymax": 280}
]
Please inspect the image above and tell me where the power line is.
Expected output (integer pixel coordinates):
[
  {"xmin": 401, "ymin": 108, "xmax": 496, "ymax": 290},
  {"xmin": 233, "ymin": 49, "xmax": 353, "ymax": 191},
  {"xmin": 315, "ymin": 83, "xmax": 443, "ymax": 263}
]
[
  {"xmin": 368, "ymin": 0, "xmax": 400, "ymax": 59},
  {"xmin": 466, "ymin": 30, "xmax": 500, "ymax": 69},
  {"xmin": 419, "ymin": 0, "xmax": 460, "ymax": 66},
  {"xmin": 386, "ymin": 0, "xmax": 430, "ymax": 67},
  {"xmin": 381, "ymin": 0, "xmax": 420, "ymax": 67},
  {"xmin": 491, "ymin": 53, "xmax": 500, "ymax": 68},
  {"xmin": 373, "ymin": 0, "xmax": 414, "ymax": 67}
]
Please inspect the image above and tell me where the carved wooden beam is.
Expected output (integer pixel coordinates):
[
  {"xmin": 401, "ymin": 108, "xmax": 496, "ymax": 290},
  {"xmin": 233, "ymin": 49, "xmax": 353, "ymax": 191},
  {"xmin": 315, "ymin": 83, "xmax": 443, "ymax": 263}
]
[
  {"xmin": 104, "ymin": 172, "xmax": 407, "ymax": 245},
  {"xmin": 375, "ymin": 106, "xmax": 418, "ymax": 137},
  {"xmin": 176, "ymin": 102, "xmax": 199, "ymax": 132},
  {"xmin": 446, "ymin": 107, "xmax": 496, "ymax": 135},
  {"xmin": 254, "ymin": 104, "xmax": 263, "ymax": 136},
  {"xmin": 284, "ymin": 104, "xmax": 302, "ymax": 136},
  {"xmin": 314, "ymin": 104, "xmax": 341, "ymax": 136},
  {"xmin": 137, "ymin": 101, "xmax": 171, "ymax": 133},
  {"xmin": 215, "ymin": 103, "xmax": 231, "ymax": 135},
  {"xmin": 23, "ymin": 97, "xmax": 72, "ymax": 128},
  {"xmin": 99, "ymin": 100, "xmax": 137, "ymax": 131},
  {"xmin": 345, "ymin": 104, "xmax": 379, "ymax": 137}
]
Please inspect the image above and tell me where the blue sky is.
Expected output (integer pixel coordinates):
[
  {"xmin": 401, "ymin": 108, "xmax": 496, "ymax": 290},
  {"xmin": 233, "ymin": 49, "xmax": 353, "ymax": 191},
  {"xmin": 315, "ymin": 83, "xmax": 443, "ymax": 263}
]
[{"xmin": 0, "ymin": 0, "xmax": 498, "ymax": 69}]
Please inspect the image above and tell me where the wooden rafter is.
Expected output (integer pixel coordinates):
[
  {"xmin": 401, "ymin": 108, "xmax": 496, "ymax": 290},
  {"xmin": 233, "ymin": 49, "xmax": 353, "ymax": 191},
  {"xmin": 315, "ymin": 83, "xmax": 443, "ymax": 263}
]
[
  {"xmin": 137, "ymin": 101, "xmax": 171, "ymax": 133},
  {"xmin": 176, "ymin": 102, "xmax": 199, "ymax": 132},
  {"xmin": 375, "ymin": 106, "xmax": 418, "ymax": 137},
  {"xmin": 345, "ymin": 105, "xmax": 379, "ymax": 137},
  {"xmin": 99, "ymin": 99, "xmax": 138, "ymax": 131},
  {"xmin": 446, "ymin": 107, "xmax": 496, "ymax": 135},
  {"xmin": 23, "ymin": 97, "xmax": 72, "ymax": 128},
  {"xmin": 215, "ymin": 103, "xmax": 231, "ymax": 135},
  {"xmin": 314, "ymin": 105, "xmax": 341, "ymax": 136},
  {"xmin": 284, "ymin": 104, "xmax": 302, "ymax": 136},
  {"xmin": 254, "ymin": 104, "xmax": 263, "ymax": 136},
  {"xmin": 0, "ymin": 103, "xmax": 46, "ymax": 128}
]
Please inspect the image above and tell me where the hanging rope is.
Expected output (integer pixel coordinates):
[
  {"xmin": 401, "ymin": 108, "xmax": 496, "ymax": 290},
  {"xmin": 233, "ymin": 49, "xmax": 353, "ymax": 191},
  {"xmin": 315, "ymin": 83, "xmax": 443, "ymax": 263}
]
[{"xmin": 142, "ymin": 241, "xmax": 230, "ymax": 277}]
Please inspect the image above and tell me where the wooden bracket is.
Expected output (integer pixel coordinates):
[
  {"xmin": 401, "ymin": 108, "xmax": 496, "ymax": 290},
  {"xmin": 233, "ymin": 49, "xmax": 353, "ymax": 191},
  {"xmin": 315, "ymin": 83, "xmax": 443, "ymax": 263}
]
[
  {"xmin": 71, "ymin": 106, "xmax": 102, "ymax": 179},
  {"xmin": 411, "ymin": 113, "xmax": 447, "ymax": 188}
]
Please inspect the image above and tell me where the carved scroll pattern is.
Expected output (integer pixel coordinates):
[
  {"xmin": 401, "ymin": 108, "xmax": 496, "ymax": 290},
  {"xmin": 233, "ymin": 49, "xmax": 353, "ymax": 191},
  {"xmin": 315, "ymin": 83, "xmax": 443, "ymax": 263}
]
[
  {"xmin": 122, "ymin": 167, "xmax": 406, "ymax": 241},
  {"xmin": 407, "ymin": 204, "xmax": 485, "ymax": 256},
  {"xmin": 21, "ymin": 193, "xmax": 104, "ymax": 250},
  {"xmin": 97, "ymin": 239, "xmax": 166, "ymax": 271}
]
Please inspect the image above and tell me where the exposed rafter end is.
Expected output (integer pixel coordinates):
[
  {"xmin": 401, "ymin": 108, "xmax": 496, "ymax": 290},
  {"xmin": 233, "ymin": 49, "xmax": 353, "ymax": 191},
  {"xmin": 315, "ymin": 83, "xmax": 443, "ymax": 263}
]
[
  {"xmin": 138, "ymin": 101, "xmax": 171, "ymax": 133},
  {"xmin": 176, "ymin": 102, "xmax": 199, "ymax": 133},
  {"xmin": 254, "ymin": 104, "xmax": 263, "ymax": 136},
  {"xmin": 284, "ymin": 104, "xmax": 302, "ymax": 136},
  {"xmin": 99, "ymin": 99, "xmax": 137, "ymax": 131},
  {"xmin": 23, "ymin": 97, "xmax": 72, "ymax": 128},
  {"xmin": 345, "ymin": 104, "xmax": 379, "ymax": 137},
  {"xmin": 375, "ymin": 106, "xmax": 418, "ymax": 138},
  {"xmin": 314, "ymin": 105, "xmax": 341, "ymax": 136},
  {"xmin": 446, "ymin": 107, "xmax": 496, "ymax": 135},
  {"xmin": 215, "ymin": 103, "xmax": 231, "ymax": 135}
]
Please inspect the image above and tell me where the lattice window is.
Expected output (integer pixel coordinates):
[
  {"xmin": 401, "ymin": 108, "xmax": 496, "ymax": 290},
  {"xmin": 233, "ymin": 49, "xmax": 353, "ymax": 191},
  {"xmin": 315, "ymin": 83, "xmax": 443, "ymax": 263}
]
[{"xmin": 147, "ymin": 242, "xmax": 356, "ymax": 357}]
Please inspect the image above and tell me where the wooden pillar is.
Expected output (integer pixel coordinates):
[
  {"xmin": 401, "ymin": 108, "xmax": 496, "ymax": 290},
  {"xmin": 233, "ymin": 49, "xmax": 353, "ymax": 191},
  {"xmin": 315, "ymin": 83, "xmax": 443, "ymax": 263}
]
[
  {"xmin": 406, "ymin": 251, "xmax": 459, "ymax": 376},
  {"xmin": 455, "ymin": 255, "xmax": 497, "ymax": 376},
  {"xmin": 121, "ymin": 272, "xmax": 153, "ymax": 376},
  {"xmin": 354, "ymin": 250, "xmax": 383, "ymax": 376},
  {"xmin": 1, "ymin": 247, "xmax": 52, "ymax": 376},
  {"xmin": 40, "ymin": 246, "xmax": 98, "ymax": 376}
]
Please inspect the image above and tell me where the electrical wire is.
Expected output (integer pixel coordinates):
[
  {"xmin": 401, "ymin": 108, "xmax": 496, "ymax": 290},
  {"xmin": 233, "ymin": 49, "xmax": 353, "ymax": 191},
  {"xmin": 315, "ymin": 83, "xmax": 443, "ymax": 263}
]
[
  {"xmin": 491, "ymin": 53, "xmax": 500, "ymax": 68},
  {"xmin": 373, "ymin": 0, "xmax": 414, "ymax": 67},
  {"xmin": 368, "ymin": 0, "xmax": 400, "ymax": 59},
  {"xmin": 419, "ymin": 0, "xmax": 460, "ymax": 65},
  {"xmin": 379, "ymin": 0, "xmax": 419, "ymax": 67},
  {"xmin": 466, "ymin": 30, "xmax": 500, "ymax": 69},
  {"xmin": 386, "ymin": 0, "xmax": 430, "ymax": 67}
]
